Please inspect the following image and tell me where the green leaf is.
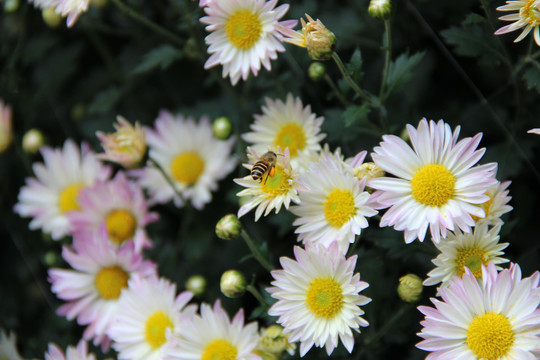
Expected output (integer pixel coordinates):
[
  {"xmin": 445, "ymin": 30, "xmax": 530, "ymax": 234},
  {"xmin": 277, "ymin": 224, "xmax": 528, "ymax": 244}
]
[
  {"xmin": 346, "ymin": 48, "xmax": 364, "ymax": 83},
  {"xmin": 87, "ymin": 87, "xmax": 122, "ymax": 115},
  {"xmin": 342, "ymin": 104, "xmax": 371, "ymax": 127},
  {"xmin": 132, "ymin": 45, "xmax": 183, "ymax": 74},
  {"xmin": 384, "ymin": 51, "xmax": 425, "ymax": 97}
]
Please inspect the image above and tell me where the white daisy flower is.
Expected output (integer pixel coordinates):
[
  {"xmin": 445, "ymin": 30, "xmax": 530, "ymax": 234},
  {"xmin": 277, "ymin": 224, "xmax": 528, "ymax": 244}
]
[
  {"xmin": 131, "ymin": 110, "xmax": 236, "ymax": 210},
  {"xmin": 200, "ymin": 0, "xmax": 296, "ymax": 85},
  {"xmin": 473, "ymin": 180, "xmax": 512, "ymax": 227},
  {"xmin": 234, "ymin": 147, "xmax": 300, "ymax": 221},
  {"xmin": 242, "ymin": 94, "xmax": 326, "ymax": 170},
  {"xmin": 495, "ymin": 0, "xmax": 540, "ymax": 46},
  {"xmin": 14, "ymin": 139, "xmax": 112, "ymax": 240},
  {"xmin": 48, "ymin": 227, "xmax": 157, "ymax": 350},
  {"xmin": 417, "ymin": 262, "xmax": 540, "ymax": 359},
  {"xmin": 0, "ymin": 329, "xmax": 23, "ymax": 360},
  {"xmin": 165, "ymin": 300, "xmax": 260, "ymax": 360},
  {"xmin": 67, "ymin": 171, "xmax": 159, "ymax": 252},
  {"xmin": 424, "ymin": 224, "xmax": 509, "ymax": 289},
  {"xmin": 290, "ymin": 153, "xmax": 377, "ymax": 253},
  {"xmin": 30, "ymin": 0, "xmax": 90, "ymax": 27},
  {"xmin": 268, "ymin": 243, "xmax": 371, "ymax": 357},
  {"xmin": 108, "ymin": 275, "xmax": 197, "ymax": 360},
  {"xmin": 369, "ymin": 118, "xmax": 498, "ymax": 244},
  {"xmin": 44, "ymin": 340, "xmax": 97, "ymax": 360}
]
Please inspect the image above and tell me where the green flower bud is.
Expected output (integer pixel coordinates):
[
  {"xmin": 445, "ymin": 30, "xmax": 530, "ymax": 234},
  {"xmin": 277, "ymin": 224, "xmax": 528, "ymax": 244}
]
[
  {"xmin": 22, "ymin": 129, "xmax": 45, "ymax": 154},
  {"xmin": 4, "ymin": 0, "xmax": 19, "ymax": 13},
  {"xmin": 42, "ymin": 7, "xmax": 63, "ymax": 28},
  {"xmin": 368, "ymin": 0, "xmax": 392, "ymax": 20},
  {"xmin": 216, "ymin": 214, "xmax": 242, "ymax": 240},
  {"xmin": 308, "ymin": 62, "xmax": 326, "ymax": 82},
  {"xmin": 220, "ymin": 270, "xmax": 247, "ymax": 298},
  {"xmin": 397, "ymin": 273, "xmax": 423, "ymax": 303},
  {"xmin": 43, "ymin": 251, "xmax": 58, "ymax": 267},
  {"xmin": 212, "ymin": 117, "xmax": 233, "ymax": 140},
  {"xmin": 185, "ymin": 275, "xmax": 206, "ymax": 297}
]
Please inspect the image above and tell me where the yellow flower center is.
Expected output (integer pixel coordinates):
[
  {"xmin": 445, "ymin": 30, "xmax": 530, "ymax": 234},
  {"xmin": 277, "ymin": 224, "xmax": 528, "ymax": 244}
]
[
  {"xmin": 94, "ymin": 266, "xmax": 129, "ymax": 300},
  {"xmin": 323, "ymin": 189, "xmax": 357, "ymax": 228},
  {"xmin": 170, "ymin": 152, "xmax": 205, "ymax": 185},
  {"xmin": 273, "ymin": 123, "xmax": 307, "ymax": 158},
  {"xmin": 410, "ymin": 164, "xmax": 456, "ymax": 207},
  {"xmin": 225, "ymin": 10, "xmax": 262, "ymax": 50},
  {"xmin": 521, "ymin": 0, "xmax": 540, "ymax": 25},
  {"xmin": 455, "ymin": 246, "xmax": 487, "ymax": 277},
  {"xmin": 466, "ymin": 312, "xmax": 514, "ymax": 360},
  {"xmin": 145, "ymin": 311, "xmax": 173, "ymax": 349},
  {"xmin": 261, "ymin": 166, "xmax": 291, "ymax": 196},
  {"xmin": 201, "ymin": 339, "xmax": 238, "ymax": 360},
  {"xmin": 105, "ymin": 209, "xmax": 137, "ymax": 245},
  {"xmin": 58, "ymin": 183, "xmax": 84, "ymax": 213},
  {"xmin": 305, "ymin": 277, "xmax": 343, "ymax": 319}
]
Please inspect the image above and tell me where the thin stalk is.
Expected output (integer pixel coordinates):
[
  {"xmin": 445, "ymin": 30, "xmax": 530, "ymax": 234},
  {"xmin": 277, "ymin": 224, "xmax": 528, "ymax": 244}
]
[
  {"xmin": 379, "ymin": 19, "xmax": 392, "ymax": 101},
  {"xmin": 110, "ymin": 0, "xmax": 185, "ymax": 48},
  {"xmin": 365, "ymin": 303, "xmax": 412, "ymax": 345},
  {"xmin": 240, "ymin": 229, "xmax": 273, "ymax": 272},
  {"xmin": 332, "ymin": 52, "xmax": 374, "ymax": 104},
  {"xmin": 246, "ymin": 284, "xmax": 271, "ymax": 308},
  {"xmin": 148, "ymin": 157, "xmax": 185, "ymax": 204}
]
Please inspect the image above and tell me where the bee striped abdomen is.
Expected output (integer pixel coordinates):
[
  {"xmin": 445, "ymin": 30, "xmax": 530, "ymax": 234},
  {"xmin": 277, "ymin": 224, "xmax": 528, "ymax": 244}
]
[{"xmin": 251, "ymin": 161, "xmax": 270, "ymax": 181}]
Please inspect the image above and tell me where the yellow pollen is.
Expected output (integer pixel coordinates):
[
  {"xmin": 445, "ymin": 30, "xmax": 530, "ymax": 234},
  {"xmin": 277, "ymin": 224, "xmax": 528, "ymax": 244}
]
[
  {"xmin": 94, "ymin": 266, "xmax": 129, "ymax": 300},
  {"xmin": 273, "ymin": 123, "xmax": 307, "ymax": 158},
  {"xmin": 225, "ymin": 10, "xmax": 262, "ymax": 50},
  {"xmin": 455, "ymin": 246, "xmax": 487, "ymax": 277},
  {"xmin": 105, "ymin": 209, "xmax": 137, "ymax": 245},
  {"xmin": 170, "ymin": 152, "xmax": 205, "ymax": 185},
  {"xmin": 324, "ymin": 189, "xmax": 357, "ymax": 228},
  {"xmin": 410, "ymin": 164, "xmax": 456, "ymax": 207},
  {"xmin": 305, "ymin": 277, "xmax": 343, "ymax": 319},
  {"xmin": 201, "ymin": 339, "xmax": 238, "ymax": 360},
  {"xmin": 466, "ymin": 312, "xmax": 514, "ymax": 359},
  {"xmin": 58, "ymin": 183, "xmax": 84, "ymax": 213},
  {"xmin": 261, "ymin": 166, "xmax": 291, "ymax": 196},
  {"xmin": 145, "ymin": 311, "xmax": 173, "ymax": 349},
  {"xmin": 521, "ymin": 0, "xmax": 540, "ymax": 25}
]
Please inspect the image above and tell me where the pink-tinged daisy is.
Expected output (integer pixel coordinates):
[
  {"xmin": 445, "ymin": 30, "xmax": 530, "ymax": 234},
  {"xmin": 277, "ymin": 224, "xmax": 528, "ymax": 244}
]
[
  {"xmin": 29, "ymin": 0, "xmax": 90, "ymax": 27},
  {"xmin": 0, "ymin": 329, "xmax": 23, "ymax": 360},
  {"xmin": 0, "ymin": 99, "xmax": 13, "ymax": 153},
  {"xmin": 108, "ymin": 275, "xmax": 197, "ymax": 360},
  {"xmin": 165, "ymin": 300, "xmax": 260, "ymax": 360},
  {"xmin": 14, "ymin": 139, "xmax": 112, "ymax": 240},
  {"xmin": 200, "ymin": 0, "xmax": 297, "ymax": 85},
  {"xmin": 369, "ymin": 118, "xmax": 498, "ymax": 244},
  {"xmin": 267, "ymin": 243, "xmax": 371, "ymax": 357},
  {"xmin": 417, "ymin": 262, "xmax": 540, "ymax": 359},
  {"xmin": 424, "ymin": 224, "xmax": 509, "ymax": 289},
  {"xmin": 67, "ymin": 171, "xmax": 158, "ymax": 252},
  {"xmin": 234, "ymin": 147, "xmax": 301, "ymax": 221},
  {"xmin": 242, "ymin": 94, "xmax": 326, "ymax": 170},
  {"xmin": 290, "ymin": 153, "xmax": 377, "ymax": 253},
  {"xmin": 472, "ymin": 180, "xmax": 512, "ymax": 228},
  {"xmin": 48, "ymin": 226, "xmax": 157, "ymax": 350},
  {"xmin": 131, "ymin": 110, "xmax": 236, "ymax": 210},
  {"xmin": 44, "ymin": 341, "xmax": 96, "ymax": 360},
  {"xmin": 495, "ymin": 0, "xmax": 540, "ymax": 46}
]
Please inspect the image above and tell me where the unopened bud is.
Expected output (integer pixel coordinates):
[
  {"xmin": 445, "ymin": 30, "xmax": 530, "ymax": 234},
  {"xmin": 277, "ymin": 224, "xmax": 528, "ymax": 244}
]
[
  {"xmin": 42, "ymin": 7, "xmax": 63, "ymax": 28},
  {"xmin": 212, "ymin": 117, "xmax": 233, "ymax": 140},
  {"xmin": 368, "ymin": 0, "xmax": 392, "ymax": 20},
  {"xmin": 303, "ymin": 16, "xmax": 336, "ymax": 61},
  {"xmin": 22, "ymin": 129, "xmax": 45, "ymax": 154},
  {"xmin": 215, "ymin": 214, "xmax": 242, "ymax": 240},
  {"xmin": 220, "ymin": 270, "xmax": 247, "ymax": 298},
  {"xmin": 185, "ymin": 275, "xmax": 206, "ymax": 297},
  {"xmin": 256, "ymin": 324, "xmax": 296, "ymax": 356},
  {"xmin": 4, "ymin": 0, "xmax": 19, "ymax": 12},
  {"xmin": 0, "ymin": 100, "xmax": 13, "ymax": 153},
  {"xmin": 43, "ymin": 251, "xmax": 58, "ymax": 267},
  {"xmin": 308, "ymin": 62, "xmax": 326, "ymax": 82},
  {"xmin": 354, "ymin": 162, "xmax": 385, "ymax": 182},
  {"xmin": 397, "ymin": 273, "xmax": 423, "ymax": 303}
]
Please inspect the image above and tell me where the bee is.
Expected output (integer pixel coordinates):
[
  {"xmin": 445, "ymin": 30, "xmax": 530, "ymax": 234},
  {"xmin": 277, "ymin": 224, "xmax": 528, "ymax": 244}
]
[{"xmin": 251, "ymin": 151, "xmax": 278, "ymax": 184}]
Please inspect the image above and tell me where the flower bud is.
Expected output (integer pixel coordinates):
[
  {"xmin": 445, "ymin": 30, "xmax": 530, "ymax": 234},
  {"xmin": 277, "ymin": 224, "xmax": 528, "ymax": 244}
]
[
  {"xmin": 4, "ymin": 0, "xmax": 19, "ymax": 12},
  {"xmin": 397, "ymin": 273, "xmax": 423, "ymax": 303},
  {"xmin": 185, "ymin": 275, "xmax": 206, "ymax": 297},
  {"xmin": 42, "ymin": 7, "xmax": 63, "ymax": 28},
  {"xmin": 368, "ymin": 0, "xmax": 392, "ymax": 20},
  {"xmin": 43, "ymin": 251, "xmax": 58, "ymax": 267},
  {"xmin": 0, "ymin": 100, "xmax": 13, "ymax": 153},
  {"xmin": 353, "ymin": 162, "xmax": 385, "ymax": 182},
  {"xmin": 215, "ymin": 214, "xmax": 242, "ymax": 240},
  {"xmin": 280, "ymin": 14, "xmax": 337, "ymax": 61},
  {"xmin": 308, "ymin": 62, "xmax": 326, "ymax": 82},
  {"xmin": 22, "ymin": 129, "xmax": 45, "ymax": 154},
  {"xmin": 212, "ymin": 116, "xmax": 233, "ymax": 140},
  {"xmin": 220, "ymin": 270, "xmax": 247, "ymax": 298},
  {"xmin": 96, "ymin": 116, "xmax": 147, "ymax": 168},
  {"xmin": 256, "ymin": 324, "xmax": 296, "ymax": 357}
]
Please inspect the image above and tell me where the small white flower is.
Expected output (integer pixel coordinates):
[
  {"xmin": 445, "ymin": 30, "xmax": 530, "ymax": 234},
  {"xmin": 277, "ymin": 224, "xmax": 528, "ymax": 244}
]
[
  {"xmin": 30, "ymin": 0, "xmax": 90, "ymax": 27},
  {"xmin": 495, "ymin": 0, "xmax": 540, "ymax": 46}
]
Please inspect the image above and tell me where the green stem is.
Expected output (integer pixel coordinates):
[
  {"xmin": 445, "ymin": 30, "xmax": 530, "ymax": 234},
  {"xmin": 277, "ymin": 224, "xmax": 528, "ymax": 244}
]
[
  {"xmin": 324, "ymin": 74, "xmax": 350, "ymax": 106},
  {"xmin": 365, "ymin": 304, "xmax": 412, "ymax": 345},
  {"xmin": 331, "ymin": 52, "xmax": 373, "ymax": 104},
  {"xmin": 110, "ymin": 0, "xmax": 185, "ymax": 48},
  {"xmin": 240, "ymin": 229, "xmax": 273, "ymax": 272},
  {"xmin": 148, "ymin": 157, "xmax": 186, "ymax": 204},
  {"xmin": 379, "ymin": 19, "xmax": 392, "ymax": 101},
  {"xmin": 246, "ymin": 284, "xmax": 271, "ymax": 308}
]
